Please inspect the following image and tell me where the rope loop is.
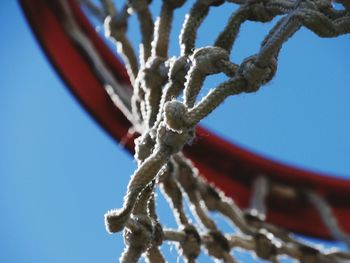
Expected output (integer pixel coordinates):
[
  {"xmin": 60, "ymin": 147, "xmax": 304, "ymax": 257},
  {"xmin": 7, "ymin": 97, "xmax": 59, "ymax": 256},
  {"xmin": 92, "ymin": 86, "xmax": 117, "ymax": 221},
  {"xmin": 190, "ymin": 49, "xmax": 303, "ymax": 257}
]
[
  {"xmin": 163, "ymin": 100, "xmax": 188, "ymax": 132},
  {"xmin": 156, "ymin": 123, "xmax": 194, "ymax": 154},
  {"xmin": 191, "ymin": 46, "xmax": 230, "ymax": 75},
  {"xmin": 151, "ymin": 221, "xmax": 164, "ymax": 247},
  {"xmin": 205, "ymin": 230, "xmax": 231, "ymax": 259},
  {"xmin": 105, "ymin": 206, "xmax": 133, "ymax": 233},
  {"xmin": 237, "ymin": 55, "xmax": 277, "ymax": 92},
  {"xmin": 124, "ymin": 214, "xmax": 154, "ymax": 249},
  {"xmin": 168, "ymin": 56, "xmax": 190, "ymax": 83},
  {"xmin": 144, "ymin": 56, "xmax": 168, "ymax": 87},
  {"xmin": 180, "ymin": 224, "xmax": 201, "ymax": 261},
  {"xmin": 134, "ymin": 133, "xmax": 154, "ymax": 163},
  {"xmin": 254, "ymin": 229, "xmax": 278, "ymax": 260}
]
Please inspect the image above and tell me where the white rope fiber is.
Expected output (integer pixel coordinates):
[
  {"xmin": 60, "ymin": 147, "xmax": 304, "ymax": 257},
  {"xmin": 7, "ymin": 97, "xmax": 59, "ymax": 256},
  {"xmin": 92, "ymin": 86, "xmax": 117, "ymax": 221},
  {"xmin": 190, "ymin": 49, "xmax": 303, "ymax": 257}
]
[{"xmin": 78, "ymin": 0, "xmax": 350, "ymax": 262}]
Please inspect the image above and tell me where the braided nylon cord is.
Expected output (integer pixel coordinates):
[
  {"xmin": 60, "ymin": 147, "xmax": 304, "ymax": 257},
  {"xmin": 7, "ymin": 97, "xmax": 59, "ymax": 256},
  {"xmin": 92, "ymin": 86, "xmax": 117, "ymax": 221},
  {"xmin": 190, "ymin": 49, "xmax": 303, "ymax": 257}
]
[{"xmin": 80, "ymin": 0, "xmax": 350, "ymax": 262}]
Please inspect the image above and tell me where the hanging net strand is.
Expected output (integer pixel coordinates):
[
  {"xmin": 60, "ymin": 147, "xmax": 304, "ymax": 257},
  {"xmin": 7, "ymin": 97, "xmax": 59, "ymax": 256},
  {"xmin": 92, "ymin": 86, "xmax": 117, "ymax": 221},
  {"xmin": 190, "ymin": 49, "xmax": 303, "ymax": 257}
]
[{"xmin": 79, "ymin": 0, "xmax": 350, "ymax": 262}]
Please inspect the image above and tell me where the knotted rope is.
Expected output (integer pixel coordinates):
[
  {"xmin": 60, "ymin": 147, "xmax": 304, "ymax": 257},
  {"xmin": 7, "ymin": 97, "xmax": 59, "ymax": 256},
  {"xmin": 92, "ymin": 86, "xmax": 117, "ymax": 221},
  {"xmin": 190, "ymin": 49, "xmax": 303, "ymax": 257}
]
[{"xmin": 80, "ymin": 0, "xmax": 350, "ymax": 262}]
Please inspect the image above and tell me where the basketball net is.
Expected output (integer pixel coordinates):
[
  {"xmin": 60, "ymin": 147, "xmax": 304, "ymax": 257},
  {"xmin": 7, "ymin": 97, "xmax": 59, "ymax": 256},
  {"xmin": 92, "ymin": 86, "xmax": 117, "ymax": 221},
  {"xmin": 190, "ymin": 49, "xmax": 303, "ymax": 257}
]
[{"xmin": 79, "ymin": 0, "xmax": 350, "ymax": 262}]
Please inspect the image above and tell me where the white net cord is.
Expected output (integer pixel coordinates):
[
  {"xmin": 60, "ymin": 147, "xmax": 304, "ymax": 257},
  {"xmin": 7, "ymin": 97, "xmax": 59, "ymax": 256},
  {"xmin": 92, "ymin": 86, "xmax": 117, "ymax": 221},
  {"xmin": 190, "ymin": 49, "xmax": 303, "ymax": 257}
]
[{"xmin": 79, "ymin": 0, "xmax": 350, "ymax": 262}]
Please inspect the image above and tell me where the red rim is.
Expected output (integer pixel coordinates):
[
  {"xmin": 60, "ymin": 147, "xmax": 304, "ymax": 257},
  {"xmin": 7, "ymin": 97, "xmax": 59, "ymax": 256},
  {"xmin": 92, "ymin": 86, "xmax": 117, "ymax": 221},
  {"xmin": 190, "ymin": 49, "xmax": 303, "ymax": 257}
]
[{"xmin": 19, "ymin": 0, "xmax": 350, "ymax": 239}]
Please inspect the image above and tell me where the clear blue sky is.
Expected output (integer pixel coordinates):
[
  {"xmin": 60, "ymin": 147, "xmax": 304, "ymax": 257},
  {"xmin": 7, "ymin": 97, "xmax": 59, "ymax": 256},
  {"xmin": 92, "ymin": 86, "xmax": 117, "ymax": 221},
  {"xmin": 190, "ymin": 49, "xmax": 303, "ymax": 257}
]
[{"xmin": 0, "ymin": 1, "xmax": 349, "ymax": 262}]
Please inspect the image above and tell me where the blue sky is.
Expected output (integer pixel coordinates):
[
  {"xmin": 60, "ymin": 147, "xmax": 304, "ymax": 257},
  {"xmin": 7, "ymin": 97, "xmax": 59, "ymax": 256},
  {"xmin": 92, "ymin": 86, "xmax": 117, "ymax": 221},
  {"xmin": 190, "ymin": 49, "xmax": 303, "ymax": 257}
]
[{"xmin": 0, "ymin": 1, "xmax": 349, "ymax": 262}]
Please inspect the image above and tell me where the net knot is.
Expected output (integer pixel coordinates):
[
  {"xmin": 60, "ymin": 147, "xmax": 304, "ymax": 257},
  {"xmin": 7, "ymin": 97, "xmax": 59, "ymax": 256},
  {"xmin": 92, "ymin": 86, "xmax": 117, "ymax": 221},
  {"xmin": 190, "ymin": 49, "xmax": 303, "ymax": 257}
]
[
  {"xmin": 237, "ymin": 55, "xmax": 277, "ymax": 93},
  {"xmin": 254, "ymin": 229, "xmax": 278, "ymax": 260},
  {"xmin": 127, "ymin": 0, "xmax": 152, "ymax": 13},
  {"xmin": 191, "ymin": 47, "xmax": 230, "ymax": 75},
  {"xmin": 105, "ymin": 206, "xmax": 133, "ymax": 233},
  {"xmin": 157, "ymin": 123, "xmax": 194, "ymax": 154},
  {"xmin": 168, "ymin": 56, "xmax": 189, "ymax": 84},
  {"xmin": 151, "ymin": 221, "xmax": 164, "ymax": 247},
  {"xmin": 198, "ymin": 0, "xmax": 225, "ymax": 7},
  {"xmin": 205, "ymin": 230, "xmax": 231, "ymax": 260},
  {"xmin": 179, "ymin": 225, "xmax": 201, "ymax": 261},
  {"xmin": 144, "ymin": 56, "xmax": 168, "ymax": 86},
  {"xmin": 163, "ymin": 101, "xmax": 189, "ymax": 132},
  {"xmin": 134, "ymin": 133, "xmax": 155, "ymax": 163},
  {"xmin": 124, "ymin": 214, "xmax": 154, "ymax": 249}
]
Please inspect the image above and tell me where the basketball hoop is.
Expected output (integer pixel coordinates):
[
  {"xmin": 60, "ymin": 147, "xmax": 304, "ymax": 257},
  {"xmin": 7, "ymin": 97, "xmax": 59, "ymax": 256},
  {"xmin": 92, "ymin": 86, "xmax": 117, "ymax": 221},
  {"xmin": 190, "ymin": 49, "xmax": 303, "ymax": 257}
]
[{"xmin": 20, "ymin": 0, "xmax": 350, "ymax": 262}]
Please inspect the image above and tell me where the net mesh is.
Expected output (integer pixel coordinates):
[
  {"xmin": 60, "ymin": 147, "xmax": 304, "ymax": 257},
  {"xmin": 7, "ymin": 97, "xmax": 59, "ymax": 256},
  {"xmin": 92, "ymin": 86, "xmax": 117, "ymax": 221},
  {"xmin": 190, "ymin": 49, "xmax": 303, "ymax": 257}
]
[{"xmin": 79, "ymin": 0, "xmax": 350, "ymax": 262}]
